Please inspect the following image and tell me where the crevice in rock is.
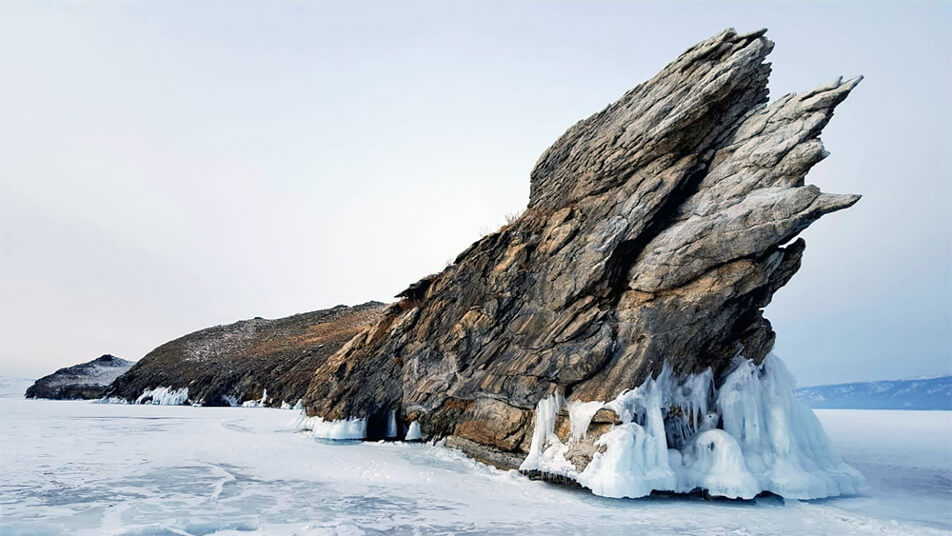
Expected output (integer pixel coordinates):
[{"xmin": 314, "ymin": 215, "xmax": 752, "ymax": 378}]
[{"xmin": 593, "ymin": 157, "xmax": 712, "ymax": 309}]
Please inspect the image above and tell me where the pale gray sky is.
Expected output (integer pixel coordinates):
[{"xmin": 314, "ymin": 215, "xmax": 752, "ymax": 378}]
[{"xmin": 1, "ymin": 1, "xmax": 949, "ymax": 386}]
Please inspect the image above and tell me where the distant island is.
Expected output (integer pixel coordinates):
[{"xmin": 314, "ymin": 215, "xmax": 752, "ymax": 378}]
[{"xmin": 797, "ymin": 375, "xmax": 952, "ymax": 410}]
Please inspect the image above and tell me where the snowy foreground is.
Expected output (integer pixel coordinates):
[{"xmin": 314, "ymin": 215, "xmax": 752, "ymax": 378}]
[{"xmin": 1, "ymin": 380, "xmax": 950, "ymax": 535}]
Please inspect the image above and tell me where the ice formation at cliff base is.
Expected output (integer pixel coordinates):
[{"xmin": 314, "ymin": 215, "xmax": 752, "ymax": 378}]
[{"xmin": 520, "ymin": 355, "xmax": 867, "ymax": 500}]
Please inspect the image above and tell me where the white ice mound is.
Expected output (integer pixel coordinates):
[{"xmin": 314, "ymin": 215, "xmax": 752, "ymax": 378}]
[
  {"xmin": 136, "ymin": 386, "xmax": 190, "ymax": 406},
  {"xmin": 299, "ymin": 414, "xmax": 367, "ymax": 440},
  {"xmin": 578, "ymin": 373, "xmax": 676, "ymax": 498},
  {"xmin": 714, "ymin": 356, "xmax": 867, "ymax": 499},
  {"xmin": 674, "ymin": 429, "xmax": 760, "ymax": 499},
  {"xmin": 520, "ymin": 355, "xmax": 867, "ymax": 500},
  {"xmin": 579, "ymin": 421, "xmax": 677, "ymax": 498}
]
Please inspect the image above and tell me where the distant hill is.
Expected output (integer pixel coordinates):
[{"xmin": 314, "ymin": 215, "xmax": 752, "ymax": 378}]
[
  {"xmin": 796, "ymin": 375, "xmax": 952, "ymax": 410},
  {"xmin": 25, "ymin": 355, "xmax": 134, "ymax": 400},
  {"xmin": 105, "ymin": 302, "xmax": 386, "ymax": 407}
]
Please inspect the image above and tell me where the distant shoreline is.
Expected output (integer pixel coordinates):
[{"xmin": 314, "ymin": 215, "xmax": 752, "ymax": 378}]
[{"xmin": 797, "ymin": 375, "xmax": 952, "ymax": 410}]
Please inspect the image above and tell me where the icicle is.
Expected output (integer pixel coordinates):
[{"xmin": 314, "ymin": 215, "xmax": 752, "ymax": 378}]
[
  {"xmin": 564, "ymin": 355, "xmax": 863, "ymax": 500},
  {"xmin": 94, "ymin": 396, "xmax": 128, "ymax": 405},
  {"xmin": 519, "ymin": 393, "xmax": 565, "ymax": 472},
  {"xmin": 567, "ymin": 400, "xmax": 603, "ymax": 442},
  {"xmin": 405, "ymin": 421, "xmax": 423, "ymax": 441},
  {"xmin": 386, "ymin": 410, "xmax": 398, "ymax": 438}
]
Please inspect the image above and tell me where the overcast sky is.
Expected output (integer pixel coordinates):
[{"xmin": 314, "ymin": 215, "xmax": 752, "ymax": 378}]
[{"xmin": 1, "ymin": 1, "xmax": 949, "ymax": 386}]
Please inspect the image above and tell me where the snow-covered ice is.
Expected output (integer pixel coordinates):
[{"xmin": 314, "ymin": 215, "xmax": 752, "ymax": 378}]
[{"xmin": 1, "ymin": 377, "xmax": 950, "ymax": 535}]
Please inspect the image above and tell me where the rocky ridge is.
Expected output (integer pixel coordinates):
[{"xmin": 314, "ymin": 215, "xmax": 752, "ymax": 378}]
[
  {"xmin": 25, "ymin": 355, "xmax": 134, "ymax": 399},
  {"xmin": 106, "ymin": 302, "xmax": 386, "ymax": 406},
  {"xmin": 300, "ymin": 27, "xmax": 862, "ymax": 480}
]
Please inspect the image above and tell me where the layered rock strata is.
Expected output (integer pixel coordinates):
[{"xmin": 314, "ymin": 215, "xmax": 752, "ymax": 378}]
[{"xmin": 299, "ymin": 28, "xmax": 864, "ymax": 498}]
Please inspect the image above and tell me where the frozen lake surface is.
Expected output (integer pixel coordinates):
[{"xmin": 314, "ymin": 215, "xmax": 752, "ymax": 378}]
[{"xmin": 1, "ymin": 378, "xmax": 950, "ymax": 535}]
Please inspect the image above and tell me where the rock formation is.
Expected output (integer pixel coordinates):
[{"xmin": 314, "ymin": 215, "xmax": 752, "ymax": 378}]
[
  {"xmin": 106, "ymin": 302, "xmax": 385, "ymax": 406},
  {"xmin": 300, "ymin": 28, "xmax": 864, "ymax": 498},
  {"xmin": 26, "ymin": 354, "xmax": 134, "ymax": 399},
  {"xmin": 25, "ymin": 27, "xmax": 865, "ymax": 500}
]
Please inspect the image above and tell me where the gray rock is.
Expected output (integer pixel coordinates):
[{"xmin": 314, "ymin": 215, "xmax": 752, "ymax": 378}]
[{"xmin": 302, "ymin": 27, "xmax": 861, "ymax": 468}]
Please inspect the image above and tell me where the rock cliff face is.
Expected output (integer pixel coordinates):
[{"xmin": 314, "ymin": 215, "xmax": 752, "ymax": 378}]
[
  {"xmin": 301, "ymin": 27, "xmax": 863, "ymax": 496},
  {"xmin": 107, "ymin": 302, "xmax": 385, "ymax": 406},
  {"xmin": 26, "ymin": 355, "xmax": 134, "ymax": 399}
]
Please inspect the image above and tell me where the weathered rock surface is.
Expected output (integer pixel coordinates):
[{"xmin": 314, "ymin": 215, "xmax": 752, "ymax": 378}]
[
  {"xmin": 302, "ymin": 27, "xmax": 861, "ymax": 466},
  {"xmin": 107, "ymin": 302, "xmax": 386, "ymax": 406},
  {"xmin": 26, "ymin": 355, "xmax": 134, "ymax": 399}
]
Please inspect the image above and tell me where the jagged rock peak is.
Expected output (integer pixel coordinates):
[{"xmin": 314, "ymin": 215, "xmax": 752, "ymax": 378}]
[
  {"xmin": 302, "ymin": 28, "xmax": 860, "ymax": 483},
  {"xmin": 529, "ymin": 28, "xmax": 775, "ymax": 211}
]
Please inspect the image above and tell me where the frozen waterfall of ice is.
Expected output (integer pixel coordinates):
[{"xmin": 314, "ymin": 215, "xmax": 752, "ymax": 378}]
[
  {"xmin": 519, "ymin": 394, "xmax": 578, "ymax": 476},
  {"xmin": 519, "ymin": 354, "xmax": 867, "ymax": 500}
]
